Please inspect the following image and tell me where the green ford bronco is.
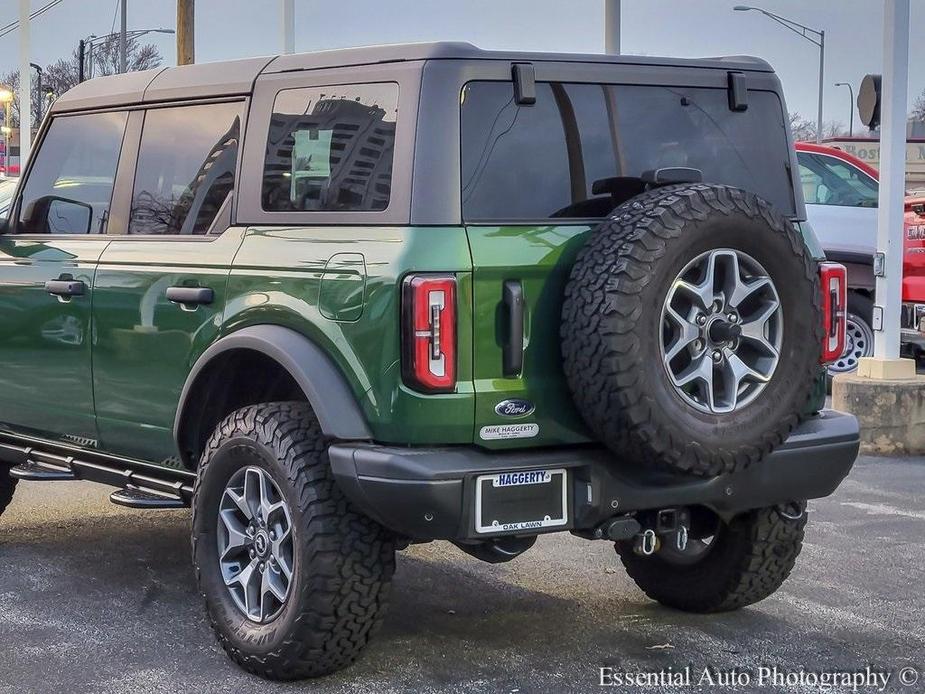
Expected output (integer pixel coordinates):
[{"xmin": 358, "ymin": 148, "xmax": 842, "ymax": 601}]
[{"xmin": 0, "ymin": 43, "xmax": 858, "ymax": 679}]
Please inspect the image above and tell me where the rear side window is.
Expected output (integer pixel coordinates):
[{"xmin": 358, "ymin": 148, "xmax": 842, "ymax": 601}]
[
  {"xmin": 17, "ymin": 111, "xmax": 127, "ymax": 234},
  {"xmin": 461, "ymin": 81, "xmax": 794, "ymax": 222},
  {"xmin": 261, "ymin": 83, "xmax": 398, "ymax": 212},
  {"xmin": 129, "ymin": 101, "xmax": 241, "ymax": 235}
]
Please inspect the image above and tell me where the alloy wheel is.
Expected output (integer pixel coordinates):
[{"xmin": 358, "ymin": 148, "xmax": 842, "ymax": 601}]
[
  {"xmin": 660, "ymin": 248, "xmax": 783, "ymax": 414},
  {"xmin": 217, "ymin": 466, "xmax": 294, "ymax": 623}
]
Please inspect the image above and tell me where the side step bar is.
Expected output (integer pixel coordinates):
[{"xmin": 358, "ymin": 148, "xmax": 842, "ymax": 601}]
[
  {"xmin": 0, "ymin": 438, "xmax": 194, "ymax": 509},
  {"xmin": 111, "ymin": 487, "xmax": 186, "ymax": 509},
  {"xmin": 10, "ymin": 459, "xmax": 76, "ymax": 481}
]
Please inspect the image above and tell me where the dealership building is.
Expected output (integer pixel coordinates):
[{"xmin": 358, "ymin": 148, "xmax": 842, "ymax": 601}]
[{"xmin": 825, "ymin": 121, "xmax": 925, "ymax": 193}]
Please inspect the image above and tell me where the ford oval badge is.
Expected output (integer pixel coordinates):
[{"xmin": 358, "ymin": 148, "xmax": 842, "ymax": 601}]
[{"xmin": 494, "ymin": 399, "xmax": 535, "ymax": 418}]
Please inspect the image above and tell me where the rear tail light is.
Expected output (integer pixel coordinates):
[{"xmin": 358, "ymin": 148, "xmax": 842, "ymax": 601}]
[
  {"xmin": 402, "ymin": 274, "xmax": 457, "ymax": 393},
  {"xmin": 819, "ymin": 262, "xmax": 848, "ymax": 364}
]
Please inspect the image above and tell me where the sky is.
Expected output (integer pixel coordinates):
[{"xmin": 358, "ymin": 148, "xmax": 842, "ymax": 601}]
[{"xmin": 0, "ymin": 0, "xmax": 922, "ymax": 131}]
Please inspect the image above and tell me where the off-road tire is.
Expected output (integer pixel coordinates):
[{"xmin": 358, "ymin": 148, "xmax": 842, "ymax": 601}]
[
  {"xmin": 0, "ymin": 466, "xmax": 17, "ymax": 517},
  {"xmin": 562, "ymin": 183, "xmax": 823, "ymax": 477},
  {"xmin": 192, "ymin": 401, "xmax": 395, "ymax": 680},
  {"xmin": 617, "ymin": 504, "xmax": 807, "ymax": 612}
]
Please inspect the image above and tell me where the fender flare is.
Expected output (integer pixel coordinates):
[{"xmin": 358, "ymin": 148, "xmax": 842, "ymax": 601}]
[{"xmin": 174, "ymin": 325, "xmax": 373, "ymax": 462}]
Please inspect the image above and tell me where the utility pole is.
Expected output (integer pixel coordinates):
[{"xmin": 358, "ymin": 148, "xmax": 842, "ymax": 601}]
[
  {"xmin": 177, "ymin": 0, "xmax": 195, "ymax": 66},
  {"xmin": 120, "ymin": 0, "xmax": 128, "ymax": 73},
  {"xmin": 19, "ymin": 0, "xmax": 31, "ymax": 167},
  {"xmin": 78, "ymin": 39, "xmax": 86, "ymax": 83},
  {"xmin": 604, "ymin": 0, "xmax": 621, "ymax": 55},
  {"xmin": 282, "ymin": 0, "xmax": 295, "ymax": 54},
  {"xmin": 872, "ymin": 0, "xmax": 910, "ymax": 364}
]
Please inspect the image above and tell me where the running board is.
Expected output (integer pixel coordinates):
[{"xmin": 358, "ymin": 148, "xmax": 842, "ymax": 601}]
[
  {"xmin": 9, "ymin": 459, "xmax": 76, "ymax": 481},
  {"xmin": 110, "ymin": 486, "xmax": 186, "ymax": 509},
  {"xmin": 0, "ymin": 437, "xmax": 194, "ymax": 507}
]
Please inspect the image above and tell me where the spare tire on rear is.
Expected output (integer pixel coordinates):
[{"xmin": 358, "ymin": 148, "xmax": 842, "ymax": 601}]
[{"xmin": 561, "ymin": 183, "xmax": 822, "ymax": 477}]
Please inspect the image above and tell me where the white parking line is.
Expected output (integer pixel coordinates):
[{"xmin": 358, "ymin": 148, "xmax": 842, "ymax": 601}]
[{"xmin": 840, "ymin": 501, "xmax": 925, "ymax": 521}]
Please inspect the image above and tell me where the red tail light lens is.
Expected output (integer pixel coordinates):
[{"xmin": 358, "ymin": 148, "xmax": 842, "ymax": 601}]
[
  {"xmin": 402, "ymin": 274, "xmax": 457, "ymax": 393},
  {"xmin": 819, "ymin": 262, "xmax": 848, "ymax": 364}
]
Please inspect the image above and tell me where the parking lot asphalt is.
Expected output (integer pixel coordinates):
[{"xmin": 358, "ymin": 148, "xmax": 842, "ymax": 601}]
[{"xmin": 1, "ymin": 454, "xmax": 923, "ymax": 694}]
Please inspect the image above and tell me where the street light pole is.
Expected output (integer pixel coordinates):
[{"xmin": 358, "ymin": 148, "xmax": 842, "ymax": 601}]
[
  {"xmin": 120, "ymin": 0, "xmax": 128, "ymax": 74},
  {"xmin": 817, "ymin": 30, "xmax": 825, "ymax": 141},
  {"xmin": 835, "ymin": 82, "xmax": 854, "ymax": 137},
  {"xmin": 733, "ymin": 6, "xmax": 825, "ymax": 142},
  {"xmin": 30, "ymin": 63, "xmax": 42, "ymax": 123}
]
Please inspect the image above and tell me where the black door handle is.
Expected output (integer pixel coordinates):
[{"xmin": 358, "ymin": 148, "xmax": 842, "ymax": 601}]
[
  {"xmin": 44, "ymin": 279, "xmax": 85, "ymax": 297},
  {"xmin": 502, "ymin": 280, "xmax": 525, "ymax": 377},
  {"xmin": 166, "ymin": 286, "xmax": 214, "ymax": 306}
]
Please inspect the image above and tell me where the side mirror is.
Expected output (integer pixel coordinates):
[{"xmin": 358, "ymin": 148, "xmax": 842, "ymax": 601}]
[{"xmin": 22, "ymin": 195, "xmax": 93, "ymax": 234}]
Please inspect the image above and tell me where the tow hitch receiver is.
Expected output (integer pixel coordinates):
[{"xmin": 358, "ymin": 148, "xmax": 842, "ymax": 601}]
[{"xmin": 633, "ymin": 508, "xmax": 692, "ymax": 556}]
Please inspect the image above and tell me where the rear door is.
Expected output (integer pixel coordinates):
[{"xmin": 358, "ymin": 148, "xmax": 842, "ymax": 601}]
[
  {"xmin": 91, "ymin": 101, "xmax": 247, "ymax": 463},
  {"xmin": 461, "ymin": 76, "xmax": 796, "ymax": 449},
  {"xmin": 0, "ymin": 111, "xmax": 127, "ymax": 444}
]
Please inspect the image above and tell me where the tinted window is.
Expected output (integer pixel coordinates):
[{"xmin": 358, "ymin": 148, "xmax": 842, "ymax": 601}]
[
  {"xmin": 262, "ymin": 83, "xmax": 398, "ymax": 212},
  {"xmin": 461, "ymin": 81, "xmax": 794, "ymax": 221},
  {"xmin": 130, "ymin": 102, "xmax": 241, "ymax": 235},
  {"xmin": 797, "ymin": 152, "xmax": 879, "ymax": 207},
  {"xmin": 17, "ymin": 112, "xmax": 127, "ymax": 234}
]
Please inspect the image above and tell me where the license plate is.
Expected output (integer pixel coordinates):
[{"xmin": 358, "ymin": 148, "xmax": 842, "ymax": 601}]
[{"xmin": 474, "ymin": 468, "xmax": 568, "ymax": 534}]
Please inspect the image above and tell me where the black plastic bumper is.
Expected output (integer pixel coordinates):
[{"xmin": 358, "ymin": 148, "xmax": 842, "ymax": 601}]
[{"xmin": 329, "ymin": 409, "xmax": 859, "ymax": 541}]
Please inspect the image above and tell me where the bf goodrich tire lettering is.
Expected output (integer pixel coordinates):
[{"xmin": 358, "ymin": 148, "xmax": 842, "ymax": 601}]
[{"xmin": 561, "ymin": 184, "xmax": 824, "ymax": 477}]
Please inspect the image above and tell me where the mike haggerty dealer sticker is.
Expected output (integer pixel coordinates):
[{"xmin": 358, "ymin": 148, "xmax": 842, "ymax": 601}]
[{"xmin": 479, "ymin": 423, "xmax": 539, "ymax": 440}]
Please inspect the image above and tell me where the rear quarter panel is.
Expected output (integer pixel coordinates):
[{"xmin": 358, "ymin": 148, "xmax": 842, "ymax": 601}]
[{"xmin": 224, "ymin": 225, "xmax": 475, "ymax": 444}]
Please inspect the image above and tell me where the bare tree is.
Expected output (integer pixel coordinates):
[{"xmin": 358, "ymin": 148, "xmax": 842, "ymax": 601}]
[
  {"xmin": 83, "ymin": 34, "xmax": 162, "ymax": 81},
  {"xmin": 789, "ymin": 112, "xmax": 850, "ymax": 142},
  {"xmin": 912, "ymin": 87, "xmax": 925, "ymax": 123},
  {"xmin": 0, "ymin": 37, "xmax": 162, "ymax": 130},
  {"xmin": 789, "ymin": 112, "xmax": 816, "ymax": 142}
]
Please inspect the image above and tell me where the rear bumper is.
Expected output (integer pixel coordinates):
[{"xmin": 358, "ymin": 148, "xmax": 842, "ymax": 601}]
[{"xmin": 329, "ymin": 409, "xmax": 859, "ymax": 541}]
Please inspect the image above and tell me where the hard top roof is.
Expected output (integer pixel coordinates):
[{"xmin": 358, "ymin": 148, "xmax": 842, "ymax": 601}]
[{"xmin": 51, "ymin": 41, "xmax": 772, "ymax": 114}]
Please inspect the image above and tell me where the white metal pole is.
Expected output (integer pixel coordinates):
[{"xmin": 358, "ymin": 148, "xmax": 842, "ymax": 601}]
[
  {"xmin": 873, "ymin": 0, "xmax": 910, "ymax": 361},
  {"xmin": 604, "ymin": 0, "xmax": 621, "ymax": 55},
  {"xmin": 282, "ymin": 0, "xmax": 295, "ymax": 54},
  {"xmin": 18, "ymin": 0, "xmax": 31, "ymax": 168}
]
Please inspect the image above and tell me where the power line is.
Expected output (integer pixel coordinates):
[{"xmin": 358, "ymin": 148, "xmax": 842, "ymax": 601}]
[{"xmin": 0, "ymin": 0, "xmax": 65, "ymax": 39}]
